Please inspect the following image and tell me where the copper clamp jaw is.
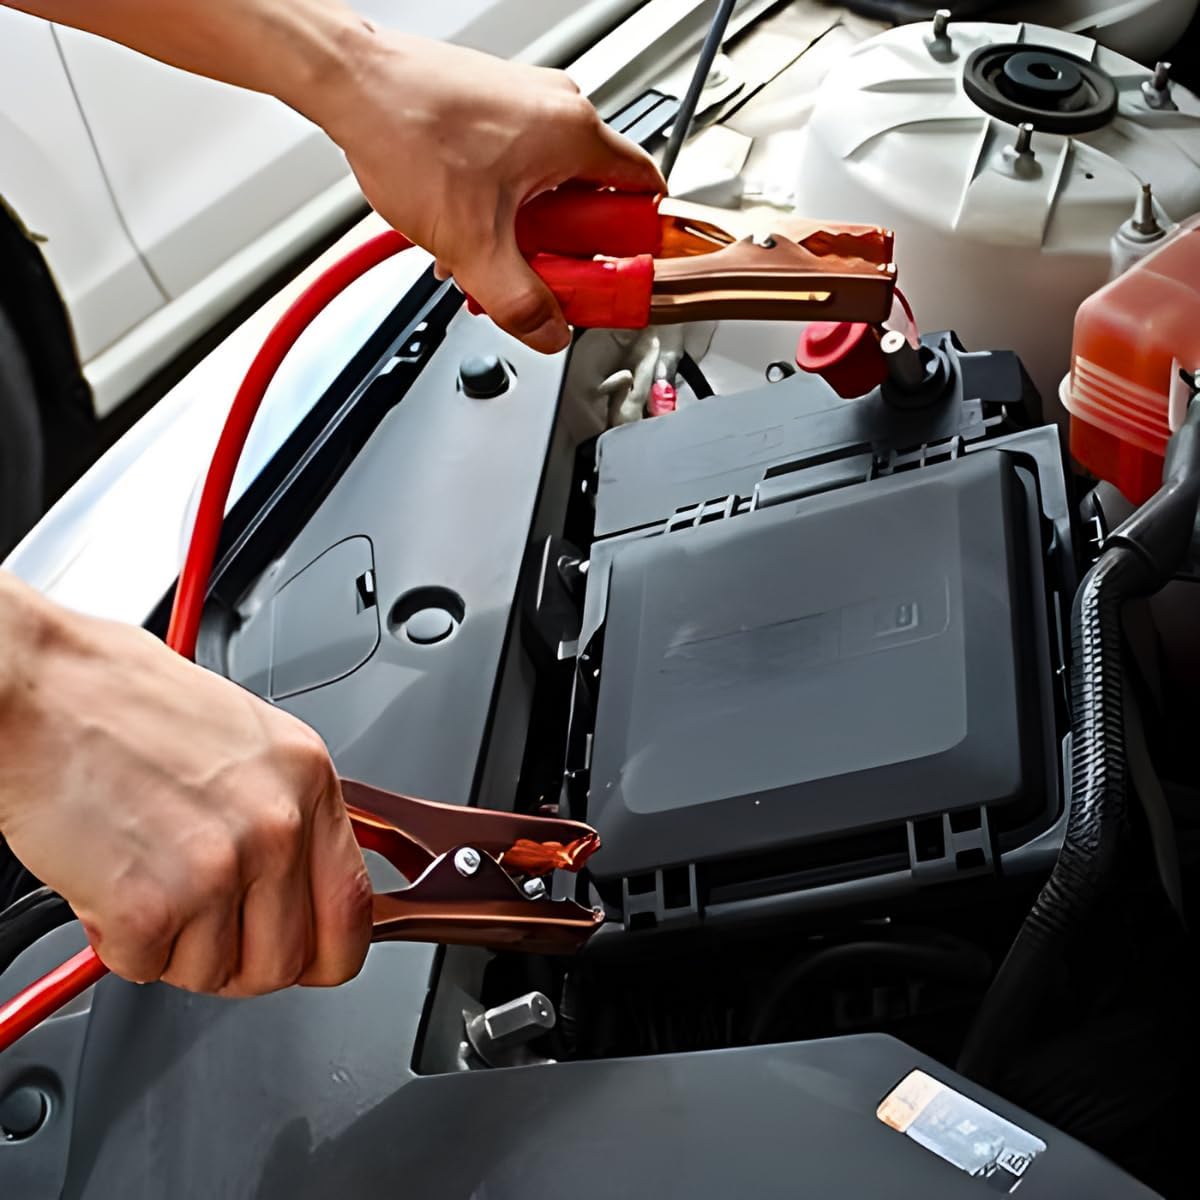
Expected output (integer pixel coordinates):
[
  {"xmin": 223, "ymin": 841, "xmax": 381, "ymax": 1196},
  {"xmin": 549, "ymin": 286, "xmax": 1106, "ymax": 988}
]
[
  {"xmin": 650, "ymin": 198, "xmax": 897, "ymax": 325},
  {"xmin": 342, "ymin": 780, "xmax": 603, "ymax": 956}
]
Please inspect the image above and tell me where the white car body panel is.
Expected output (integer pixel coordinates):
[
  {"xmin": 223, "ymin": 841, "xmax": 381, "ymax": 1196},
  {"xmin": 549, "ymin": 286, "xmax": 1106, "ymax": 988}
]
[
  {"xmin": 4, "ymin": 0, "xmax": 643, "ymax": 418},
  {"xmin": 57, "ymin": 0, "xmax": 633, "ymax": 302},
  {"xmin": 0, "ymin": 9, "xmax": 164, "ymax": 363},
  {"xmin": 11, "ymin": 212, "xmax": 428, "ymax": 624},
  {"xmin": 83, "ymin": 175, "xmax": 366, "ymax": 418},
  {"xmin": 54, "ymin": 27, "xmax": 352, "ymax": 301}
]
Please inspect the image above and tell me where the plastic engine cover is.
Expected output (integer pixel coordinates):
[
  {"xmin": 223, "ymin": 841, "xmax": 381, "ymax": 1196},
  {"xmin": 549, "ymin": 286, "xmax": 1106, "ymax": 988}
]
[
  {"xmin": 794, "ymin": 21, "xmax": 1200, "ymax": 416},
  {"xmin": 585, "ymin": 451, "xmax": 1045, "ymax": 882},
  {"xmin": 243, "ymin": 1035, "xmax": 1155, "ymax": 1199},
  {"xmin": 567, "ymin": 337, "xmax": 1070, "ymax": 927}
]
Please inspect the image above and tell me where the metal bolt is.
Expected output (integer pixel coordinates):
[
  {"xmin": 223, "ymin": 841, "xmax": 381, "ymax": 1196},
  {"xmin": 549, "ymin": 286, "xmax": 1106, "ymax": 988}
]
[
  {"xmin": 925, "ymin": 9, "xmax": 954, "ymax": 61},
  {"xmin": 465, "ymin": 991, "xmax": 557, "ymax": 1063},
  {"xmin": 752, "ymin": 233, "xmax": 777, "ymax": 249},
  {"xmin": 522, "ymin": 877, "xmax": 548, "ymax": 900},
  {"xmin": 1131, "ymin": 182, "xmax": 1163, "ymax": 238},
  {"xmin": 1142, "ymin": 62, "xmax": 1176, "ymax": 110},
  {"xmin": 1014, "ymin": 123, "xmax": 1035, "ymax": 156},
  {"xmin": 454, "ymin": 847, "xmax": 481, "ymax": 876}
]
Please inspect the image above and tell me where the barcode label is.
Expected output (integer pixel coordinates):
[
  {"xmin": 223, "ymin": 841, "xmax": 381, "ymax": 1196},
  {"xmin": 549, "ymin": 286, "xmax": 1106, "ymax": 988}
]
[{"xmin": 878, "ymin": 1070, "xmax": 1046, "ymax": 1193}]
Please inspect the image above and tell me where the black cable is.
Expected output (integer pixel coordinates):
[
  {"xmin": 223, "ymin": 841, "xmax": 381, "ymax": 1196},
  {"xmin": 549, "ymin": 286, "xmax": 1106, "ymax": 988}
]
[
  {"xmin": 958, "ymin": 397, "xmax": 1200, "ymax": 1085},
  {"xmin": 678, "ymin": 351, "xmax": 715, "ymax": 399},
  {"xmin": 0, "ymin": 887, "xmax": 76, "ymax": 978},
  {"xmin": 661, "ymin": 0, "xmax": 739, "ymax": 182}
]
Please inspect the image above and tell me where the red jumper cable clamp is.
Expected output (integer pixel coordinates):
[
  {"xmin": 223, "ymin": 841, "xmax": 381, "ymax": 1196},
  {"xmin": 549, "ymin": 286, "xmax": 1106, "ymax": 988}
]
[{"xmin": 469, "ymin": 184, "xmax": 897, "ymax": 332}]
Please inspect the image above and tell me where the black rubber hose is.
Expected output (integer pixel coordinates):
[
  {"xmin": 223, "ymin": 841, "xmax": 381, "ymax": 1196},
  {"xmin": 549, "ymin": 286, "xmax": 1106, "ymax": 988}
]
[
  {"xmin": 661, "ymin": 0, "xmax": 738, "ymax": 182},
  {"xmin": 0, "ymin": 887, "xmax": 75, "ymax": 978},
  {"xmin": 748, "ymin": 936, "xmax": 993, "ymax": 1044},
  {"xmin": 958, "ymin": 397, "xmax": 1200, "ymax": 1085}
]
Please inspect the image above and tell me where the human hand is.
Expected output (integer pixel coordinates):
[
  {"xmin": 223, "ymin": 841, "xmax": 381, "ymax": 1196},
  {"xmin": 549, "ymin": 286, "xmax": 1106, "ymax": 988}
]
[
  {"xmin": 0, "ymin": 575, "xmax": 372, "ymax": 996},
  {"xmin": 308, "ymin": 28, "xmax": 666, "ymax": 353}
]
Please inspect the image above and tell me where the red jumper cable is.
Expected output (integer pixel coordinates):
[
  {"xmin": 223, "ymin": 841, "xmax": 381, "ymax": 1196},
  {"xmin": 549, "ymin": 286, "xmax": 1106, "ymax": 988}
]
[{"xmin": 0, "ymin": 230, "xmax": 419, "ymax": 1051}]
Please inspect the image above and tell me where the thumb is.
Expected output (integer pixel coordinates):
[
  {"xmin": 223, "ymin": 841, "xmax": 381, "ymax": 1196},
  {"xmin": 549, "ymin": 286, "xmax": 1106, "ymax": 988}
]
[
  {"xmin": 579, "ymin": 122, "xmax": 667, "ymax": 194},
  {"xmin": 462, "ymin": 237, "xmax": 570, "ymax": 354}
]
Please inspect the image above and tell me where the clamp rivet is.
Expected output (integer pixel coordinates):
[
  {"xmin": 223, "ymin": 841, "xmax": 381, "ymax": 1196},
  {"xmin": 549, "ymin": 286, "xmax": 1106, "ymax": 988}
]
[
  {"xmin": 522, "ymin": 878, "xmax": 548, "ymax": 900},
  {"xmin": 932, "ymin": 8, "xmax": 950, "ymax": 39},
  {"xmin": 454, "ymin": 847, "xmax": 482, "ymax": 876},
  {"xmin": 1014, "ymin": 123, "xmax": 1035, "ymax": 156}
]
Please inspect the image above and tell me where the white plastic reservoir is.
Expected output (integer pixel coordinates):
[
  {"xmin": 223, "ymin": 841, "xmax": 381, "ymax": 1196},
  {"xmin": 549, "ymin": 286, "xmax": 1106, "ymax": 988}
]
[{"xmin": 794, "ymin": 20, "xmax": 1200, "ymax": 416}]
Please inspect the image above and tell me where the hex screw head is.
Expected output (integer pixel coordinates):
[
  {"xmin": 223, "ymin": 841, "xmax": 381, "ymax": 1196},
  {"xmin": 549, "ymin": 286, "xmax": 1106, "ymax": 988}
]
[{"xmin": 454, "ymin": 847, "xmax": 482, "ymax": 877}]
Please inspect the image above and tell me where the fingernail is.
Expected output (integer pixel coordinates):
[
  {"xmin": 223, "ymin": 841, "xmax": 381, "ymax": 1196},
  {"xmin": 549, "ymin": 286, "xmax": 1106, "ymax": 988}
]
[{"xmin": 529, "ymin": 318, "xmax": 571, "ymax": 354}]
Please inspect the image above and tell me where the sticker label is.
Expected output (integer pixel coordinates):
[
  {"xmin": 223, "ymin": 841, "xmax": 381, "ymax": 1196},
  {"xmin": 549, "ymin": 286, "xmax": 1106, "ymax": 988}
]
[{"xmin": 878, "ymin": 1070, "xmax": 1046, "ymax": 1193}]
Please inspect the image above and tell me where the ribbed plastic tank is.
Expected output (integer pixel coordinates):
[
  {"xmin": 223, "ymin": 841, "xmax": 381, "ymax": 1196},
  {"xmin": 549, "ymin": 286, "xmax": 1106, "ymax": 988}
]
[
  {"xmin": 793, "ymin": 20, "xmax": 1200, "ymax": 420},
  {"xmin": 1063, "ymin": 214, "xmax": 1200, "ymax": 503}
]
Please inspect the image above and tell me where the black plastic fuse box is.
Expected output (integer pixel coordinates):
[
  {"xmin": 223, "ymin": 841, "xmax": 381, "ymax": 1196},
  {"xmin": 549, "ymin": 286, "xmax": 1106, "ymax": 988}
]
[
  {"xmin": 587, "ymin": 450, "xmax": 1049, "ymax": 881},
  {"xmin": 565, "ymin": 337, "xmax": 1072, "ymax": 930}
]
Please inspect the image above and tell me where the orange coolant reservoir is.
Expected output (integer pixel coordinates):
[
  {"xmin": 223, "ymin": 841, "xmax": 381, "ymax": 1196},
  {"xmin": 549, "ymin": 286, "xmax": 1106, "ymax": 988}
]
[{"xmin": 1062, "ymin": 214, "xmax": 1200, "ymax": 505}]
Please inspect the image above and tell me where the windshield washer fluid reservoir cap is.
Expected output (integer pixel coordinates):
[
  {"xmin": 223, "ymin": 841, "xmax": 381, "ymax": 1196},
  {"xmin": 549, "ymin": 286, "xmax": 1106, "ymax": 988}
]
[{"xmin": 794, "ymin": 20, "xmax": 1200, "ymax": 421}]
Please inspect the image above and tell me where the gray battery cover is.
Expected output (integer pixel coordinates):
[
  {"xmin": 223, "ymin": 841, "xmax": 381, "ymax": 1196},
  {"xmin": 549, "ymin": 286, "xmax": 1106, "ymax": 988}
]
[{"xmin": 585, "ymin": 449, "xmax": 1046, "ymax": 881}]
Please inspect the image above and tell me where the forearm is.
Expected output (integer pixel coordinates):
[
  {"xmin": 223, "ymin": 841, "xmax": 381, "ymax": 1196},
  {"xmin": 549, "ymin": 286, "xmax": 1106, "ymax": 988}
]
[
  {"xmin": 3, "ymin": 0, "xmax": 373, "ymax": 125},
  {"xmin": 0, "ymin": 572, "xmax": 57, "ymax": 833}
]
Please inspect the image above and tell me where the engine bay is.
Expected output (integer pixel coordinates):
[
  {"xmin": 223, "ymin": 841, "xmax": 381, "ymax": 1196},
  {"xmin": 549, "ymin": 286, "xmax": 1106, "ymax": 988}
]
[
  {"xmin": 199, "ymin": 273, "xmax": 1197, "ymax": 1196},
  {"xmin": 6, "ymin": 5, "xmax": 1200, "ymax": 1198},
  {"xmin": 202, "ymin": 10, "xmax": 1200, "ymax": 1197}
]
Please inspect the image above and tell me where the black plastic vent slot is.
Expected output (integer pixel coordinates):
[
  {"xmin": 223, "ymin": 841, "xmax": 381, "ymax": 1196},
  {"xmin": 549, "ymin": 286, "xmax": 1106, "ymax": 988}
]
[{"xmin": 698, "ymin": 827, "xmax": 911, "ymax": 908}]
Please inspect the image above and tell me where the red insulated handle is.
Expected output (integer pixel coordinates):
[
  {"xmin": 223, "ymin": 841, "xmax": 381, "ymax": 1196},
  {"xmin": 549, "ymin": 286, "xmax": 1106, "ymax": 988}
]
[
  {"xmin": 516, "ymin": 186, "xmax": 662, "ymax": 258},
  {"xmin": 531, "ymin": 253, "xmax": 654, "ymax": 329}
]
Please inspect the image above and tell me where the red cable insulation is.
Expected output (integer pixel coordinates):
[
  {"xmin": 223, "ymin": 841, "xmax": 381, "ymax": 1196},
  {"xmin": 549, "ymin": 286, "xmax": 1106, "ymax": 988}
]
[
  {"xmin": 894, "ymin": 285, "xmax": 918, "ymax": 343},
  {"xmin": 168, "ymin": 229, "xmax": 414, "ymax": 658},
  {"xmin": 0, "ymin": 229, "xmax": 413, "ymax": 1055}
]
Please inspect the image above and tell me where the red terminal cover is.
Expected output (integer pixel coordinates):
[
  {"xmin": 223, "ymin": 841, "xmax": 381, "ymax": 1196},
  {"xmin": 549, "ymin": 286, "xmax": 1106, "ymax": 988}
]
[
  {"xmin": 649, "ymin": 379, "xmax": 678, "ymax": 415},
  {"xmin": 796, "ymin": 321, "xmax": 887, "ymax": 399},
  {"xmin": 515, "ymin": 186, "xmax": 663, "ymax": 258}
]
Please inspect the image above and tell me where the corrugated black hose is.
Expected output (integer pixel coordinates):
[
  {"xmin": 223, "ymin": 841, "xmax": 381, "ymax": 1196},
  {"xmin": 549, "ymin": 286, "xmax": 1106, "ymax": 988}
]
[{"xmin": 958, "ymin": 395, "xmax": 1200, "ymax": 1085}]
